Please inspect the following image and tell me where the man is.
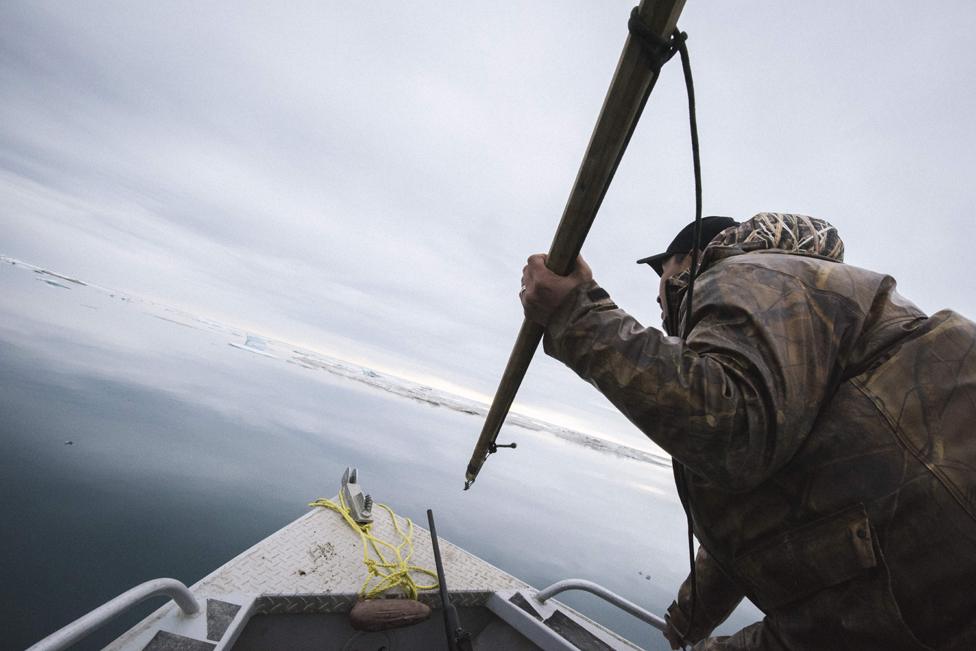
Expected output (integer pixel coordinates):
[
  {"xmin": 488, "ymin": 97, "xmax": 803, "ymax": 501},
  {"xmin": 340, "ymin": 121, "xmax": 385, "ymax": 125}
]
[{"xmin": 520, "ymin": 212, "xmax": 976, "ymax": 650}]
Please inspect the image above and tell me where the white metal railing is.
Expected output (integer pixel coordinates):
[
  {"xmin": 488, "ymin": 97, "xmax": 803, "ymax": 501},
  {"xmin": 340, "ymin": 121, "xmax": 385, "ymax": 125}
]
[
  {"xmin": 536, "ymin": 578, "xmax": 667, "ymax": 631},
  {"xmin": 27, "ymin": 578, "xmax": 201, "ymax": 651}
]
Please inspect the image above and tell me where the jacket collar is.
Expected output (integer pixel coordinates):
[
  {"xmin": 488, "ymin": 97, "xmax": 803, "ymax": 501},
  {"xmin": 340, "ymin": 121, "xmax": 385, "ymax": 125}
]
[{"xmin": 661, "ymin": 213, "xmax": 845, "ymax": 336}]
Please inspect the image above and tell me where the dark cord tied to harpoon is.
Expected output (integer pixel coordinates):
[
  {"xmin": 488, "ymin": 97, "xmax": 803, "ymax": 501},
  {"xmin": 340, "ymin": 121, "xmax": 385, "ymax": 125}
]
[{"xmin": 629, "ymin": 6, "xmax": 703, "ymax": 650}]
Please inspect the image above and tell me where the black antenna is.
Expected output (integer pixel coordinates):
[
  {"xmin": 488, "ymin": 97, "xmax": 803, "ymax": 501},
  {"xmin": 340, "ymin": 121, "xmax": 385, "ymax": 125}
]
[{"xmin": 427, "ymin": 509, "xmax": 472, "ymax": 651}]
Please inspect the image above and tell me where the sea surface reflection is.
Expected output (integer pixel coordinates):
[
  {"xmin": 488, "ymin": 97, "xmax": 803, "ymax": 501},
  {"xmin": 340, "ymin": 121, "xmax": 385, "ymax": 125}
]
[{"xmin": 0, "ymin": 259, "xmax": 760, "ymax": 650}]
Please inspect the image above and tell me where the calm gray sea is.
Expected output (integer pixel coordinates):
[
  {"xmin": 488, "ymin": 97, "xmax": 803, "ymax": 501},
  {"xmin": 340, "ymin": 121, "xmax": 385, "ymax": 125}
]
[{"xmin": 0, "ymin": 259, "xmax": 759, "ymax": 650}]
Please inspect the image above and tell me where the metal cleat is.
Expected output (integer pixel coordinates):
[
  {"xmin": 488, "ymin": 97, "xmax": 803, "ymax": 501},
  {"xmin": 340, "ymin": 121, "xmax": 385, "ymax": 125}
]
[{"xmin": 340, "ymin": 467, "xmax": 373, "ymax": 525}]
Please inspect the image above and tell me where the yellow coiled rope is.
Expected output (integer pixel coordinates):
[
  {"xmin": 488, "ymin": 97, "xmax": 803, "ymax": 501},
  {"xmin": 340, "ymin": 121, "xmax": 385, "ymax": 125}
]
[{"xmin": 308, "ymin": 493, "xmax": 438, "ymax": 600}]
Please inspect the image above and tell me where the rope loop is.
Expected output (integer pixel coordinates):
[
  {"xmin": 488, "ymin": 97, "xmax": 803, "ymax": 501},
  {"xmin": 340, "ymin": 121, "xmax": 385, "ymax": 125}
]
[
  {"xmin": 628, "ymin": 7, "xmax": 687, "ymax": 72},
  {"xmin": 309, "ymin": 493, "xmax": 439, "ymax": 600}
]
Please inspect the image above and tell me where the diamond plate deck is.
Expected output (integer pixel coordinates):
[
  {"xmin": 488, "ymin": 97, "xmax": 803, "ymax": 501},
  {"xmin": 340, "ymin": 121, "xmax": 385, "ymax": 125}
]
[
  {"xmin": 106, "ymin": 502, "xmax": 536, "ymax": 650},
  {"xmin": 193, "ymin": 504, "xmax": 530, "ymax": 598}
]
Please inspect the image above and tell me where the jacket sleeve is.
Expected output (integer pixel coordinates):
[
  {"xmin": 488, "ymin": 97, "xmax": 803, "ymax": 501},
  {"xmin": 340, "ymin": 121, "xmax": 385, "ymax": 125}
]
[
  {"xmin": 666, "ymin": 546, "xmax": 744, "ymax": 643},
  {"xmin": 543, "ymin": 263, "xmax": 861, "ymax": 490}
]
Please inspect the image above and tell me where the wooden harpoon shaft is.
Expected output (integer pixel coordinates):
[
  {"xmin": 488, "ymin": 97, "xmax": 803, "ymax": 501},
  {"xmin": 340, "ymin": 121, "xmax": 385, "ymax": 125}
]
[{"xmin": 464, "ymin": 0, "xmax": 688, "ymax": 488}]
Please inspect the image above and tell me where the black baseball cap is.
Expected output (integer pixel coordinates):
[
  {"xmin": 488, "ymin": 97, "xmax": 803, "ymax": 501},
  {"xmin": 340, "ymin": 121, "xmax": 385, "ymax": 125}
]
[{"xmin": 636, "ymin": 216, "xmax": 738, "ymax": 276}]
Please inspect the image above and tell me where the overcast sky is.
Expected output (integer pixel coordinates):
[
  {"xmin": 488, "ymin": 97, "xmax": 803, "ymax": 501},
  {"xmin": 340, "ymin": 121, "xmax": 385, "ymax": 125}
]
[{"xmin": 2, "ymin": 1, "xmax": 975, "ymax": 453}]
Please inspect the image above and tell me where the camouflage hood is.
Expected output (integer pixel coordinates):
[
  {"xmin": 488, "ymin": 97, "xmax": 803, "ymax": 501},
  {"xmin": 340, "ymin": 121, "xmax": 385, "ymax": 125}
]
[{"xmin": 703, "ymin": 212, "xmax": 844, "ymax": 264}]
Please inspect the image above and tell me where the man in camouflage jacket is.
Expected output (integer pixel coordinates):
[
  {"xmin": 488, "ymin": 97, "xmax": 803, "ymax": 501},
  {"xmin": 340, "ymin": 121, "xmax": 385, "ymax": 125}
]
[{"xmin": 520, "ymin": 213, "xmax": 976, "ymax": 649}]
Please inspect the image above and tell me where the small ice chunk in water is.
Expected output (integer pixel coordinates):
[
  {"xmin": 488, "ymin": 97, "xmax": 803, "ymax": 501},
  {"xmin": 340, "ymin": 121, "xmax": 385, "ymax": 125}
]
[
  {"xmin": 229, "ymin": 334, "xmax": 275, "ymax": 358},
  {"xmin": 244, "ymin": 335, "xmax": 268, "ymax": 351}
]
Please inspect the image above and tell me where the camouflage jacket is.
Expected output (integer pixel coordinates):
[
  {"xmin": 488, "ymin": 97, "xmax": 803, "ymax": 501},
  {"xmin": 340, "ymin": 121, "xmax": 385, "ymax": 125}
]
[{"xmin": 543, "ymin": 214, "xmax": 976, "ymax": 649}]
